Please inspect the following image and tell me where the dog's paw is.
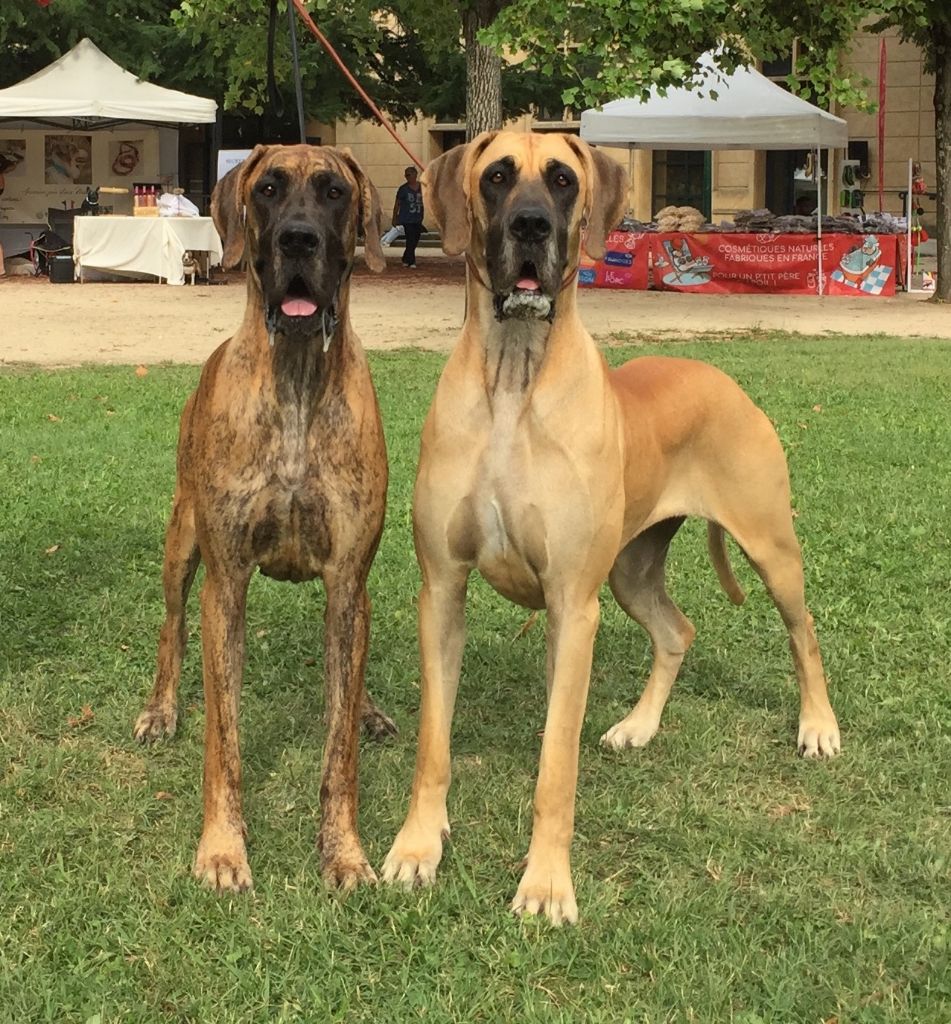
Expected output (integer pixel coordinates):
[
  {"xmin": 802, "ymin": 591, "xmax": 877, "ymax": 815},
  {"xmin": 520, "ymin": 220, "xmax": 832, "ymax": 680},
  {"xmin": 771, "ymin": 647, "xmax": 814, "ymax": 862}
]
[
  {"xmin": 318, "ymin": 827, "xmax": 377, "ymax": 891},
  {"xmin": 193, "ymin": 828, "xmax": 252, "ymax": 893},
  {"xmin": 798, "ymin": 713, "xmax": 841, "ymax": 758},
  {"xmin": 511, "ymin": 857, "xmax": 577, "ymax": 926},
  {"xmin": 133, "ymin": 704, "xmax": 178, "ymax": 743},
  {"xmin": 381, "ymin": 821, "xmax": 448, "ymax": 890},
  {"xmin": 600, "ymin": 711, "xmax": 659, "ymax": 750},
  {"xmin": 321, "ymin": 850, "xmax": 377, "ymax": 891},
  {"xmin": 361, "ymin": 705, "xmax": 398, "ymax": 742}
]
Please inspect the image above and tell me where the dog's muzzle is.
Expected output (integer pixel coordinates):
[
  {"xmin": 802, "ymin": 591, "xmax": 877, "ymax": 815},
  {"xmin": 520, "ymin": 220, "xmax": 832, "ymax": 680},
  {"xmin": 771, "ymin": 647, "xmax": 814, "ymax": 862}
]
[
  {"xmin": 496, "ymin": 264, "xmax": 553, "ymax": 322},
  {"xmin": 493, "ymin": 206, "xmax": 558, "ymax": 322},
  {"xmin": 263, "ymin": 221, "xmax": 343, "ymax": 351},
  {"xmin": 265, "ymin": 290, "xmax": 340, "ymax": 353}
]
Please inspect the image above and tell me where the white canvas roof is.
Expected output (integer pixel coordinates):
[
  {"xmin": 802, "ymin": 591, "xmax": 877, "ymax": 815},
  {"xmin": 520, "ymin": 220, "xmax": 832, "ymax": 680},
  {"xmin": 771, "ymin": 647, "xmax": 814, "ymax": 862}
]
[
  {"xmin": 580, "ymin": 53, "xmax": 847, "ymax": 151},
  {"xmin": 0, "ymin": 37, "xmax": 217, "ymax": 126}
]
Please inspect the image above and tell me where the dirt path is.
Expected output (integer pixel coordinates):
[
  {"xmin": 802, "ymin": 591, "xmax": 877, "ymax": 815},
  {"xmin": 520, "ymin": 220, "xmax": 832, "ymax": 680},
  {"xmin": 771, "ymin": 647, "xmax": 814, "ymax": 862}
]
[{"xmin": 2, "ymin": 253, "xmax": 949, "ymax": 366}]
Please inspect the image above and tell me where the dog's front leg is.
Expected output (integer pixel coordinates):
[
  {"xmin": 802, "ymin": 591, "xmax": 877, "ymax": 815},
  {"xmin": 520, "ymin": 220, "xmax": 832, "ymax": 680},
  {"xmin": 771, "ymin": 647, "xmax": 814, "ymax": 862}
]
[
  {"xmin": 512, "ymin": 590, "xmax": 600, "ymax": 926},
  {"xmin": 318, "ymin": 571, "xmax": 376, "ymax": 889},
  {"xmin": 193, "ymin": 566, "xmax": 252, "ymax": 892},
  {"xmin": 382, "ymin": 569, "xmax": 467, "ymax": 888}
]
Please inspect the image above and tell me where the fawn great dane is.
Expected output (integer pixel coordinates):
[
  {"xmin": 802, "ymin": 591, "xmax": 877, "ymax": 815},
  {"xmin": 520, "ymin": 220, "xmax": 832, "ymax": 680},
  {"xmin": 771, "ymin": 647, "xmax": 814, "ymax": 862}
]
[
  {"xmin": 134, "ymin": 144, "xmax": 394, "ymax": 892},
  {"xmin": 382, "ymin": 131, "xmax": 840, "ymax": 924}
]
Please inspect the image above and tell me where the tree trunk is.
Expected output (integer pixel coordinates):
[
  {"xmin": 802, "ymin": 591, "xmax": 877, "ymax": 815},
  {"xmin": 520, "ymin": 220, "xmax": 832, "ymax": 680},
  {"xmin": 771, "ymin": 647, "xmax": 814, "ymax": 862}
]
[
  {"xmin": 933, "ymin": 21, "xmax": 951, "ymax": 302},
  {"xmin": 463, "ymin": 1, "xmax": 503, "ymax": 139}
]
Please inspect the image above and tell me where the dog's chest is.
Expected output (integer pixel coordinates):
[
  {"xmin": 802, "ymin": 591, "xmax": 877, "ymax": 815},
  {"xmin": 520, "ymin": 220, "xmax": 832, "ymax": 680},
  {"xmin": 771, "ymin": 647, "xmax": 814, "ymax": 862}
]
[
  {"xmin": 236, "ymin": 429, "xmax": 339, "ymax": 582},
  {"xmin": 248, "ymin": 483, "xmax": 331, "ymax": 582},
  {"xmin": 451, "ymin": 400, "xmax": 548, "ymax": 608}
]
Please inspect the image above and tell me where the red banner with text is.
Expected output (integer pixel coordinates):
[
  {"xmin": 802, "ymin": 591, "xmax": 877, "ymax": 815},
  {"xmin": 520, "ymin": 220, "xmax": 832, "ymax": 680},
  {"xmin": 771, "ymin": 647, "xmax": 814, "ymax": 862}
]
[
  {"xmin": 578, "ymin": 229, "xmax": 649, "ymax": 290},
  {"xmin": 648, "ymin": 232, "xmax": 904, "ymax": 296}
]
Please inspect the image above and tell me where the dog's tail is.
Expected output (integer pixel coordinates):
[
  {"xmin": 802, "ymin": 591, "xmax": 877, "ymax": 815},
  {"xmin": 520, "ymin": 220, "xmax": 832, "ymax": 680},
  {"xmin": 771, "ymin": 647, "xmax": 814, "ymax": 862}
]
[{"xmin": 707, "ymin": 523, "xmax": 746, "ymax": 606}]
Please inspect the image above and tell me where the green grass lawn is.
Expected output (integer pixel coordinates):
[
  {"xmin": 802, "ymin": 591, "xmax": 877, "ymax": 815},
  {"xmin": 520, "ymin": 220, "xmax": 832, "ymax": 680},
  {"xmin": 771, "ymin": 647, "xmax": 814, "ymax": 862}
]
[{"xmin": 1, "ymin": 334, "xmax": 950, "ymax": 1023}]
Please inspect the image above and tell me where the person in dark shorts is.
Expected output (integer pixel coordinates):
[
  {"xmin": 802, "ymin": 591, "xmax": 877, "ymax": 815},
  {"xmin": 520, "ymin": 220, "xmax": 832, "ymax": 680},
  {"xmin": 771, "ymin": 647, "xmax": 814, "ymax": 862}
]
[{"xmin": 392, "ymin": 166, "xmax": 424, "ymax": 268}]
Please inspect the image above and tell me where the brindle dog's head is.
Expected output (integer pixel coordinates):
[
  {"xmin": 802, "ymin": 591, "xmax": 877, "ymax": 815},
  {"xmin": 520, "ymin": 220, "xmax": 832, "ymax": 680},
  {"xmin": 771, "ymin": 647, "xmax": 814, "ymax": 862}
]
[
  {"xmin": 423, "ymin": 131, "xmax": 627, "ymax": 321},
  {"xmin": 212, "ymin": 144, "xmax": 385, "ymax": 342}
]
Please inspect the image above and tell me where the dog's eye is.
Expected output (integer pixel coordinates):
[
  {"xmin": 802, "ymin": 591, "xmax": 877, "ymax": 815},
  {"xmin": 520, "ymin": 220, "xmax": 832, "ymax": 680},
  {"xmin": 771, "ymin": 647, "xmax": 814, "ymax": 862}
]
[
  {"xmin": 489, "ymin": 170, "xmax": 505, "ymax": 184},
  {"xmin": 555, "ymin": 172, "xmax": 572, "ymax": 188},
  {"xmin": 327, "ymin": 186, "xmax": 342, "ymax": 200},
  {"xmin": 260, "ymin": 183, "xmax": 276, "ymax": 198}
]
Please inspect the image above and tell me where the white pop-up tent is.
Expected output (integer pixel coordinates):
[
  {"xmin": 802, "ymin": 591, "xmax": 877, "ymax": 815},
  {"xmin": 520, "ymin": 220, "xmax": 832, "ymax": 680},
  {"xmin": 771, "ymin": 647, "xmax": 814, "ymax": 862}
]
[
  {"xmin": 0, "ymin": 37, "xmax": 217, "ymax": 128},
  {"xmin": 580, "ymin": 53, "xmax": 849, "ymax": 294},
  {"xmin": 0, "ymin": 39, "xmax": 217, "ymax": 259},
  {"xmin": 579, "ymin": 53, "xmax": 847, "ymax": 151}
]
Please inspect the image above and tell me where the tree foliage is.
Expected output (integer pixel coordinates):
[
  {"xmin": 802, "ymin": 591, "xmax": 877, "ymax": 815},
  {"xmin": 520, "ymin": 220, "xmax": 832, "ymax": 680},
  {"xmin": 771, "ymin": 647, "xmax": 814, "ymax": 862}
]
[
  {"xmin": 485, "ymin": 0, "xmax": 949, "ymax": 301},
  {"xmin": 484, "ymin": 0, "xmax": 877, "ymax": 111},
  {"xmin": 0, "ymin": 0, "xmax": 568, "ymax": 124},
  {"xmin": 2, "ymin": 0, "xmax": 948, "ymax": 298},
  {"xmin": 0, "ymin": 0, "xmax": 202, "ymax": 90},
  {"xmin": 160, "ymin": 0, "xmax": 569, "ymax": 125}
]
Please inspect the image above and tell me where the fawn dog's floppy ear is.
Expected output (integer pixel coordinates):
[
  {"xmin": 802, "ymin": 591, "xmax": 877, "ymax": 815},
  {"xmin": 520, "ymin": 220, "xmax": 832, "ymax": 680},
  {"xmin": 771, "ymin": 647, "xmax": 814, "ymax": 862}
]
[
  {"xmin": 211, "ymin": 144, "xmax": 271, "ymax": 270},
  {"xmin": 421, "ymin": 131, "xmax": 499, "ymax": 256},
  {"xmin": 336, "ymin": 148, "xmax": 386, "ymax": 273},
  {"xmin": 565, "ymin": 136, "xmax": 628, "ymax": 261}
]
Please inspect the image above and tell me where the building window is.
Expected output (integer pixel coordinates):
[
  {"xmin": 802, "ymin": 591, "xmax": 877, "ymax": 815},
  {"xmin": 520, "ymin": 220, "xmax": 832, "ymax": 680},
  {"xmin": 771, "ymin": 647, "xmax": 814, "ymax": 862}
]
[
  {"xmin": 652, "ymin": 151, "xmax": 711, "ymax": 218},
  {"xmin": 429, "ymin": 128, "xmax": 466, "ymax": 155},
  {"xmin": 762, "ymin": 41, "xmax": 808, "ymax": 85},
  {"xmin": 763, "ymin": 42, "xmax": 819, "ymax": 215},
  {"xmin": 531, "ymin": 123, "xmax": 580, "ymax": 135}
]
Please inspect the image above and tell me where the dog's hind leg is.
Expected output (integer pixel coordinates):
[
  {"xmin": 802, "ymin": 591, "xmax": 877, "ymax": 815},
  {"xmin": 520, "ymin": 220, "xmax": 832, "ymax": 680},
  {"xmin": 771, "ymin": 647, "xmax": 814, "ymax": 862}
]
[
  {"xmin": 134, "ymin": 494, "xmax": 200, "ymax": 742},
  {"xmin": 360, "ymin": 693, "xmax": 397, "ymax": 741},
  {"xmin": 723, "ymin": 514, "xmax": 840, "ymax": 758},
  {"xmin": 600, "ymin": 517, "xmax": 696, "ymax": 750}
]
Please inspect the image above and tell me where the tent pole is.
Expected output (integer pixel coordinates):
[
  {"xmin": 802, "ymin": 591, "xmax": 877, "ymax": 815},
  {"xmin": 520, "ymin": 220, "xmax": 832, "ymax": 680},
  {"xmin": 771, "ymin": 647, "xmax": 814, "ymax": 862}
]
[
  {"xmin": 287, "ymin": 0, "xmax": 307, "ymax": 143},
  {"xmin": 816, "ymin": 147, "xmax": 823, "ymax": 296},
  {"xmin": 906, "ymin": 156, "xmax": 913, "ymax": 293}
]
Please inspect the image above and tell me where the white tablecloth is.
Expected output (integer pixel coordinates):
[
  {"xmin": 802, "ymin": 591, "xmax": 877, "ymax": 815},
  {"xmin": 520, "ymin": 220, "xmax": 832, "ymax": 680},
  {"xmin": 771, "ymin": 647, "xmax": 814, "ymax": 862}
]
[{"xmin": 73, "ymin": 216, "xmax": 223, "ymax": 286}]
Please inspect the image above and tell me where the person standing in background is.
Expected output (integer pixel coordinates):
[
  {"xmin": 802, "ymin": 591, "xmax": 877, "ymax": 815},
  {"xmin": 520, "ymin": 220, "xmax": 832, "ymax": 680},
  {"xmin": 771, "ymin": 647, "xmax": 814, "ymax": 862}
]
[{"xmin": 392, "ymin": 166, "xmax": 424, "ymax": 269}]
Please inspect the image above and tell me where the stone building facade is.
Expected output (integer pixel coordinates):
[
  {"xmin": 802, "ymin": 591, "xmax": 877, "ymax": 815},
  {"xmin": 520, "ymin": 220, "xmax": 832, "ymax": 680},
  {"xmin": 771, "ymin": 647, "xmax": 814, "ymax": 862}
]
[{"xmin": 311, "ymin": 25, "xmax": 937, "ymax": 232}]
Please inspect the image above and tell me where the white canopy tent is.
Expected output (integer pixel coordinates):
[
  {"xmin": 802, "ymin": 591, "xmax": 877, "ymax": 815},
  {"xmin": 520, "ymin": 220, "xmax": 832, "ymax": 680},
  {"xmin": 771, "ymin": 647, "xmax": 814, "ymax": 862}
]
[
  {"xmin": 580, "ymin": 54, "xmax": 849, "ymax": 294},
  {"xmin": 579, "ymin": 55, "xmax": 848, "ymax": 151},
  {"xmin": 0, "ymin": 38, "xmax": 217, "ymax": 128},
  {"xmin": 0, "ymin": 39, "xmax": 217, "ymax": 262}
]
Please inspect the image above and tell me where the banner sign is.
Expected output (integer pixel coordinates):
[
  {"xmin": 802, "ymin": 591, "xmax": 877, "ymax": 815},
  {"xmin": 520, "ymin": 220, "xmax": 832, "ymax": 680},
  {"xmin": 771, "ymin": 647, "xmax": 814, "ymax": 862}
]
[
  {"xmin": 0, "ymin": 128, "xmax": 158, "ymax": 224},
  {"xmin": 217, "ymin": 149, "xmax": 253, "ymax": 182},
  {"xmin": 579, "ymin": 229, "xmax": 649, "ymax": 290},
  {"xmin": 649, "ymin": 232, "xmax": 903, "ymax": 296},
  {"xmin": 825, "ymin": 234, "xmax": 904, "ymax": 296}
]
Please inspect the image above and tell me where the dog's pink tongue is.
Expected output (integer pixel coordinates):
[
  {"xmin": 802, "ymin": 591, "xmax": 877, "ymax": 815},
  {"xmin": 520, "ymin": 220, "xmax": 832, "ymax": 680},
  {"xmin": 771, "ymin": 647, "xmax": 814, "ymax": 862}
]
[
  {"xmin": 281, "ymin": 297, "xmax": 318, "ymax": 317},
  {"xmin": 516, "ymin": 278, "xmax": 540, "ymax": 291}
]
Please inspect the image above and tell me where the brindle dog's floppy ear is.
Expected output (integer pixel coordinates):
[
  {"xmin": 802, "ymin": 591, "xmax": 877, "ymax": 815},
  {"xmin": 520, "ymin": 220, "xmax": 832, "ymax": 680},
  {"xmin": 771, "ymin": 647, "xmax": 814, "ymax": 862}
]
[
  {"xmin": 336, "ymin": 149, "xmax": 386, "ymax": 273},
  {"xmin": 211, "ymin": 144, "xmax": 271, "ymax": 269},
  {"xmin": 422, "ymin": 131, "xmax": 498, "ymax": 256},
  {"xmin": 565, "ymin": 137, "xmax": 628, "ymax": 261}
]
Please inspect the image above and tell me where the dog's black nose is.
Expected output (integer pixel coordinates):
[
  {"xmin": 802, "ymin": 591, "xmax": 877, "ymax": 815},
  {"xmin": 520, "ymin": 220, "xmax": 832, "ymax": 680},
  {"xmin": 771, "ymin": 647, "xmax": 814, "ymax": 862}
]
[
  {"xmin": 510, "ymin": 208, "xmax": 552, "ymax": 243},
  {"xmin": 279, "ymin": 222, "xmax": 320, "ymax": 258}
]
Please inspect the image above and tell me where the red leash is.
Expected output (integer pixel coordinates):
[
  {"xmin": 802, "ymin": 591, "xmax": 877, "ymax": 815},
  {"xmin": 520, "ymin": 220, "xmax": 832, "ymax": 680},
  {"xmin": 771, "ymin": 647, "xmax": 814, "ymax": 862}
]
[{"xmin": 290, "ymin": 0, "xmax": 424, "ymax": 171}]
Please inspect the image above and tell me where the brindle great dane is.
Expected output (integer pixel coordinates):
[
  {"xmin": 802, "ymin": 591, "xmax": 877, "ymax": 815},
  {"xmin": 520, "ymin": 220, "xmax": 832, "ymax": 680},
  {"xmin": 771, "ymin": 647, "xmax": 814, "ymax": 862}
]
[
  {"xmin": 382, "ymin": 131, "xmax": 840, "ymax": 924},
  {"xmin": 134, "ymin": 144, "xmax": 395, "ymax": 892}
]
